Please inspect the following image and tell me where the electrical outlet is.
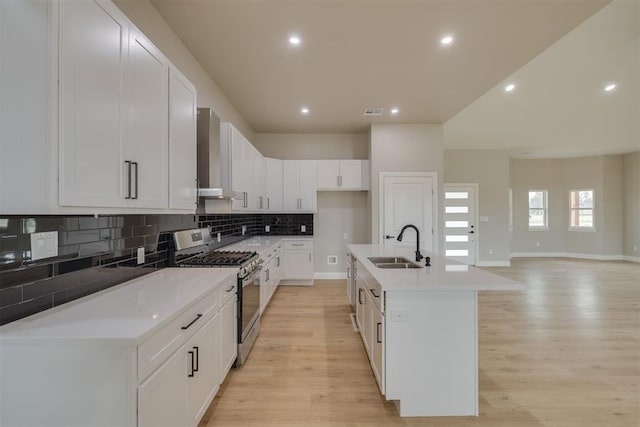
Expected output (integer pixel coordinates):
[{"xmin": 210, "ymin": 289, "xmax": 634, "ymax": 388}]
[
  {"xmin": 217, "ymin": 232, "xmax": 221, "ymax": 242},
  {"xmin": 536, "ymin": 242, "xmax": 541, "ymax": 248},
  {"xmin": 265, "ymin": 225, "xmax": 270, "ymax": 233},
  {"xmin": 343, "ymin": 232, "xmax": 348, "ymax": 240},
  {"xmin": 30, "ymin": 231, "xmax": 58, "ymax": 261},
  {"xmin": 242, "ymin": 226, "xmax": 246, "ymax": 235},
  {"xmin": 301, "ymin": 225, "xmax": 306, "ymax": 233},
  {"xmin": 327, "ymin": 255, "xmax": 338, "ymax": 265},
  {"xmin": 137, "ymin": 247, "xmax": 145, "ymax": 265}
]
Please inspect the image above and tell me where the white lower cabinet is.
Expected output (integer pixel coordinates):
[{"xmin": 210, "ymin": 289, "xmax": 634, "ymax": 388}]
[
  {"xmin": 219, "ymin": 294, "xmax": 238, "ymax": 378},
  {"xmin": 370, "ymin": 302, "xmax": 384, "ymax": 391},
  {"xmin": 281, "ymin": 239, "xmax": 314, "ymax": 284},
  {"xmin": 260, "ymin": 244, "xmax": 282, "ymax": 313}
]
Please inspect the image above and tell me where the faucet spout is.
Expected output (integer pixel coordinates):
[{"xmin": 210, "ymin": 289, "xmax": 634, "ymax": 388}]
[{"xmin": 396, "ymin": 224, "xmax": 425, "ymax": 262}]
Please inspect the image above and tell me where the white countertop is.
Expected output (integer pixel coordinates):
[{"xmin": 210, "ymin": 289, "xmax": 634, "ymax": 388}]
[
  {"xmin": 348, "ymin": 244, "xmax": 524, "ymax": 292},
  {"xmin": 223, "ymin": 235, "xmax": 312, "ymax": 257},
  {"xmin": 0, "ymin": 268, "xmax": 237, "ymax": 344}
]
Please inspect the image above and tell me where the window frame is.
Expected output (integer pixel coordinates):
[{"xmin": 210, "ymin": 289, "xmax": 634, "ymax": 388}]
[
  {"xmin": 527, "ymin": 189, "xmax": 549, "ymax": 231},
  {"xmin": 568, "ymin": 189, "xmax": 596, "ymax": 232}
]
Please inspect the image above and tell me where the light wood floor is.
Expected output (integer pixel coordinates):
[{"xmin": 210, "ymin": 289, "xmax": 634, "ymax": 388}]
[{"xmin": 200, "ymin": 259, "xmax": 640, "ymax": 427}]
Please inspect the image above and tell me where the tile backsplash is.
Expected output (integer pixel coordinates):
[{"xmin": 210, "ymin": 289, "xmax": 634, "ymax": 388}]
[{"xmin": 0, "ymin": 213, "xmax": 313, "ymax": 325}]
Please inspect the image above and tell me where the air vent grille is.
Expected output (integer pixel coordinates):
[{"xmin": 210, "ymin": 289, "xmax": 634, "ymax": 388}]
[{"xmin": 363, "ymin": 108, "xmax": 384, "ymax": 116}]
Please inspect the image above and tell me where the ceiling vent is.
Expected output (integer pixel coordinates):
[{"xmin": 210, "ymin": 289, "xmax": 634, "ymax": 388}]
[{"xmin": 363, "ymin": 108, "xmax": 384, "ymax": 116}]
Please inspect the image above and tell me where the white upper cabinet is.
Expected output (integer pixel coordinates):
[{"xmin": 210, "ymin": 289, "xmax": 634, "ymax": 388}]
[
  {"xmin": 265, "ymin": 158, "xmax": 283, "ymax": 212},
  {"xmin": 283, "ymin": 160, "xmax": 317, "ymax": 212},
  {"xmin": 168, "ymin": 66, "xmax": 198, "ymax": 210},
  {"xmin": 252, "ymin": 146, "xmax": 266, "ymax": 210},
  {"xmin": 222, "ymin": 123, "xmax": 253, "ymax": 211},
  {"xmin": 127, "ymin": 27, "xmax": 169, "ymax": 208},
  {"xmin": 316, "ymin": 160, "xmax": 369, "ymax": 191},
  {"xmin": 59, "ymin": 0, "xmax": 129, "ymax": 208}
]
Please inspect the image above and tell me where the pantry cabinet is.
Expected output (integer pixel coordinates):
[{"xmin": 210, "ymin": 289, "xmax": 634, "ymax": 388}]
[{"xmin": 283, "ymin": 160, "xmax": 317, "ymax": 212}]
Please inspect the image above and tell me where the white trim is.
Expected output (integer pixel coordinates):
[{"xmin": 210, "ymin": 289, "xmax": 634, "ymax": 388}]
[
  {"xmin": 313, "ymin": 272, "xmax": 347, "ymax": 280},
  {"xmin": 476, "ymin": 260, "xmax": 511, "ymax": 267},
  {"xmin": 379, "ymin": 172, "xmax": 439, "ymax": 254},
  {"xmin": 568, "ymin": 226, "xmax": 597, "ymax": 232},
  {"xmin": 510, "ymin": 252, "xmax": 626, "ymax": 261},
  {"xmin": 623, "ymin": 255, "xmax": 640, "ymax": 263}
]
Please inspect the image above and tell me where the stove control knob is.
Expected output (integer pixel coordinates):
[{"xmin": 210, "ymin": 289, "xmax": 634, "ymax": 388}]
[
  {"xmin": 240, "ymin": 267, "xmax": 247, "ymax": 276},
  {"xmin": 257, "ymin": 258, "xmax": 264, "ymax": 264}
]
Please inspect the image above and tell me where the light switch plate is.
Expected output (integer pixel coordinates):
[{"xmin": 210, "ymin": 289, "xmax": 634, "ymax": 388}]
[
  {"xmin": 217, "ymin": 232, "xmax": 221, "ymax": 242},
  {"xmin": 265, "ymin": 225, "xmax": 270, "ymax": 233},
  {"xmin": 242, "ymin": 226, "xmax": 246, "ymax": 235},
  {"xmin": 137, "ymin": 247, "xmax": 145, "ymax": 265},
  {"xmin": 301, "ymin": 225, "xmax": 306, "ymax": 232},
  {"xmin": 30, "ymin": 231, "xmax": 58, "ymax": 261}
]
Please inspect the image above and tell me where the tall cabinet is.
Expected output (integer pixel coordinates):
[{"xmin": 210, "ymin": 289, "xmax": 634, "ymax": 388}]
[{"xmin": 283, "ymin": 160, "xmax": 317, "ymax": 212}]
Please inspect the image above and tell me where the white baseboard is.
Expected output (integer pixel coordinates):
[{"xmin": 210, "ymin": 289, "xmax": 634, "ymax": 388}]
[
  {"xmin": 623, "ymin": 255, "xmax": 640, "ymax": 263},
  {"xmin": 475, "ymin": 261, "xmax": 511, "ymax": 267},
  {"xmin": 510, "ymin": 252, "xmax": 629, "ymax": 261},
  {"xmin": 313, "ymin": 272, "xmax": 347, "ymax": 280}
]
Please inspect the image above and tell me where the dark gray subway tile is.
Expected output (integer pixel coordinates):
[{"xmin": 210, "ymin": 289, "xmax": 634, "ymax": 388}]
[
  {"xmin": 0, "ymin": 218, "xmax": 21, "ymax": 237},
  {"xmin": 0, "ymin": 286, "xmax": 22, "ymax": 308},
  {"xmin": 55, "ymin": 256, "xmax": 99, "ymax": 275},
  {"xmin": 52, "ymin": 280, "xmax": 106, "ymax": 306},
  {"xmin": 0, "ymin": 265, "xmax": 52, "ymax": 290},
  {"xmin": 23, "ymin": 272, "xmax": 79, "ymax": 301},
  {"xmin": 0, "ymin": 294, "xmax": 52, "ymax": 326}
]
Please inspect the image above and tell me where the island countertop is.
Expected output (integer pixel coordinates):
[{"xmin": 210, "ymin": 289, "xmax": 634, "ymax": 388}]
[{"xmin": 348, "ymin": 244, "xmax": 524, "ymax": 292}]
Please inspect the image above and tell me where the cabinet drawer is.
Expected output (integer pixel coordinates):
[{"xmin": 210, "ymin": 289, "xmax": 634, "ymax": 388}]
[
  {"xmin": 283, "ymin": 240, "xmax": 313, "ymax": 251},
  {"xmin": 219, "ymin": 275, "xmax": 237, "ymax": 307},
  {"xmin": 138, "ymin": 287, "xmax": 220, "ymax": 382}
]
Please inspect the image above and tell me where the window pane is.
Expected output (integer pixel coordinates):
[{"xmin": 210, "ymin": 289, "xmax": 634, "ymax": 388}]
[
  {"xmin": 446, "ymin": 249, "xmax": 469, "ymax": 257},
  {"xmin": 528, "ymin": 191, "xmax": 545, "ymax": 209},
  {"xmin": 446, "ymin": 235, "xmax": 469, "ymax": 242},
  {"xmin": 445, "ymin": 206, "xmax": 469, "ymax": 214},
  {"xmin": 445, "ymin": 221, "xmax": 469, "ymax": 228},
  {"xmin": 529, "ymin": 209, "xmax": 545, "ymax": 227},
  {"xmin": 578, "ymin": 190, "xmax": 593, "ymax": 208},
  {"xmin": 445, "ymin": 192, "xmax": 468, "ymax": 199},
  {"xmin": 578, "ymin": 209, "xmax": 593, "ymax": 227}
]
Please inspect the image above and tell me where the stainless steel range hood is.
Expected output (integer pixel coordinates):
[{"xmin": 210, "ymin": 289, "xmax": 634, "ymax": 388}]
[{"xmin": 197, "ymin": 108, "xmax": 240, "ymax": 200}]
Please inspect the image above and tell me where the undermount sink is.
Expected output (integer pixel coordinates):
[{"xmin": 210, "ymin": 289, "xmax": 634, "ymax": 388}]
[
  {"xmin": 367, "ymin": 256, "xmax": 412, "ymax": 264},
  {"xmin": 374, "ymin": 262, "xmax": 422, "ymax": 269}
]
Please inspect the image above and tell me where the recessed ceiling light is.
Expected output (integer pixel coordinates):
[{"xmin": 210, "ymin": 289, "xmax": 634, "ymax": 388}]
[
  {"xmin": 300, "ymin": 107, "xmax": 309, "ymax": 114},
  {"xmin": 289, "ymin": 35, "xmax": 301, "ymax": 46},
  {"xmin": 440, "ymin": 35, "xmax": 454, "ymax": 45},
  {"xmin": 604, "ymin": 83, "xmax": 616, "ymax": 92},
  {"xmin": 504, "ymin": 83, "xmax": 516, "ymax": 92},
  {"xmin": 390, "ymin": 108, "xmax": 399, "ymax": 115}
]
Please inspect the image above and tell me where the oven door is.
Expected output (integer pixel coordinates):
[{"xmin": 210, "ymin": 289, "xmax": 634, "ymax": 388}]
[{"xmin": 239, "ymin": 268, "xmax": 261, "ymax": 341}]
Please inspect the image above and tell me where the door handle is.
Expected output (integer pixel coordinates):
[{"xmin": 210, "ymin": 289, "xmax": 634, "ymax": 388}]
[{"xmin": 385, "ymin": 235, "xmax": 395, "ymax": 239}]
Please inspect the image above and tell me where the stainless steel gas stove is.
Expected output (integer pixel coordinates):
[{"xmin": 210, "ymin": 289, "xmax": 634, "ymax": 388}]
[{"xmin": 173, "ymin": 228, "xmax": 263, "ymax": 366}]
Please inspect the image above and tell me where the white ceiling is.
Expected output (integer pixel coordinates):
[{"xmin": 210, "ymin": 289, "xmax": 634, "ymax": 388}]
[{"xmin": 149, "ymin": 0, "xmax": 638, "ymax": 158}]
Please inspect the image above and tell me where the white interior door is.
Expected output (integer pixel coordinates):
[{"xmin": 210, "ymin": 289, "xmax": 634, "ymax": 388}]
[
  {"xmin": 381, "ymin": 174, "xmax": 435, "ymax": 253},
  {"xmin": 443, "ymin": 184, "xmax": 478, "ymax": 265}
]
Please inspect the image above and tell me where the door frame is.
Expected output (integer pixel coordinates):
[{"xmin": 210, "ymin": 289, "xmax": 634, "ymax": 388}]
[
  {"xmin": 443, "ymin": 183, "xmax": 479, "ymax": 265},
  {"xmin": 379, "ymin": 172, "xmax": 439, "ymax": 254}
]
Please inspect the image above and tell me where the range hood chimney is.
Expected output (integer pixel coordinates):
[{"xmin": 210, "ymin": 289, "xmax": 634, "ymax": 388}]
[{"xmin": 196, "ymin": 108, "xmax": 239, "ymax": 200}]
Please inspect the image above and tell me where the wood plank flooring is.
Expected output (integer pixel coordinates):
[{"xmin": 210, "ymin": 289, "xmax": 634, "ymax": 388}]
[{"xmin": 200, "ymin": 259, "xmax": 639, "ymax": 426}]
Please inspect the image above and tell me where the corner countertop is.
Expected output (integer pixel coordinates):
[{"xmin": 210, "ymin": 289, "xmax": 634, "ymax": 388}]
[
  {"xmin": 347, "ymin": 244, "xmax": 524, "ymax": 292},
  {"xmin": 222, "ymin": 235, "xmax": 313, "ymax": 257},
  {"xmin": 0, "ymin": 268, "xmax": 238, "ymax": 344}
]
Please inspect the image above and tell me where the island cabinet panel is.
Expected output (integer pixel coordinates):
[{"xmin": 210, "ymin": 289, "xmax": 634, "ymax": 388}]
[{"xmin": 384, "ymin": 290, "xmax": 478, "ymax": 416}]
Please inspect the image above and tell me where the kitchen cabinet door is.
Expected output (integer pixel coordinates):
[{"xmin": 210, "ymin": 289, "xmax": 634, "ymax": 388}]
[
  {"xmin": 265, "ymin": 158, "xmax": 283, "ymax": 211},
  {"xmin": 230, "ymin": 132, "xmax": 253, "ymax": 211},
  {"xmin": 370, "ymin": 305, "xmax": 384, "ymax": 393},
  {"xmin": 168, "ymin": 65, "xmax": 197, "ymax": 210},
  {"xmin": 126, "ymin": 27, "xmax": 169, "ymax": 208},
  {"xmin": 283, "ymin": 161, "xmax": 299, "ymax": 211},
  {"xmin": 59, "ymin": 0, "xmax": 129, "ymax": 207},
  {"xmin": 219, "ymin": 296, "xmax": 237, "ymax": 378},
  {"xmin": 186, "ymin": 313, "xmax": 220, "ymax": 426},
  {"xmin": 316, "ymin": 160, "xmax": 340, "ymax": 190},
  {"xmin": 138, "ymin": 341, "xmax": 187, "ymax": 427},
  {"xmin": 283, "ymin": 250, "xmax": 313, "ymax": 279},
  {"xmin": 298, "ymin": 160, "xmax": 317, "ymax": 211},
  {"xmin": 338, "ymin": 160, "xmax": 362, "ymax": 190},
  {"xmin": 252, "ymin": 146, "xmax": 266, "ymax": 210}
]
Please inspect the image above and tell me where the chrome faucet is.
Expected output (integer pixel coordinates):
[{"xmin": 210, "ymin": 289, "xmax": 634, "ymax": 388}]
[{"xmin": 397, "ymin": 224, "xmax": 425, "ymax": 262}]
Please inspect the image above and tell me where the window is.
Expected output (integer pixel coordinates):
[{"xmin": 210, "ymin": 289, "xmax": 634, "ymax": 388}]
[
  {"xmin": 569, "ymin": 190, "xmax": 594, "ymax": 229},
  {"xmin": 528, "ymin": 190, "xmax": 548, "ymax": 230}
]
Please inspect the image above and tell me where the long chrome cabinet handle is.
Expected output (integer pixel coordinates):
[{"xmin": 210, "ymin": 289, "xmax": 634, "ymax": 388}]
[
  {"xmin": 124, "ymin": 161, "xmax": 132, "ymax": 199},
  {"xmin": 132, "ymin": 162, "xmax": 138, "ymax": 199}
]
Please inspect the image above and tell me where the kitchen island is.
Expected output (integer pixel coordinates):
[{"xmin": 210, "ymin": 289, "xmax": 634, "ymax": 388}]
[{"xmin": 347, "ymin": 244, "xmax": 524, "ymax": 417}]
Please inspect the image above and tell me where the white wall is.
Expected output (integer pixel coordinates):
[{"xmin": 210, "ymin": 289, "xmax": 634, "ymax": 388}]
[
  {"xmin": 444, "ymin": 150, "xmax": 511, "ymax": 265},
  {"xmin": 113, "ymin": 0, "xmax": 254, "ymax": 140},
  {"xmin": 511, "ymin": 154, "xmax": 627, "ymax": 259},
  {"xmin": 623, "ymin": 151, "xmax": 640, "ymax": 259},
  {"xmin": 369, "ymin": 124, "xmax": 444, "ymax": 245},
  {"xmin": 254, "ymin": 133, "xmax": 369, "ymax": 275}
]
